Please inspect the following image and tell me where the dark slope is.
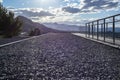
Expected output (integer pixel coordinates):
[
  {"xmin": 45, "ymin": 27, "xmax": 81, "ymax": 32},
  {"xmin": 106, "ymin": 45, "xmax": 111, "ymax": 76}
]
[
  {"xmin": 34, "ymin": 22, "xmax": 63, "ymax": 34},
  {"xmin": 17, "ymin": 16, "xmax": 35, "ymax": 32},
  {"xmin": 17, "ymin": 16, "xmax": 62, "ymax": 34}
]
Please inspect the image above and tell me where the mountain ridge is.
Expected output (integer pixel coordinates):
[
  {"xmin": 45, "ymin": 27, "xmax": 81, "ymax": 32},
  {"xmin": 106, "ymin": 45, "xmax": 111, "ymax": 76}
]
[
  {"xmin": 17, "ymin": 16, "xmax": 63, "ymax": 35},
  {"xmin": 44, "ymin": 23, "xmax": 86, "ymax": 32}
]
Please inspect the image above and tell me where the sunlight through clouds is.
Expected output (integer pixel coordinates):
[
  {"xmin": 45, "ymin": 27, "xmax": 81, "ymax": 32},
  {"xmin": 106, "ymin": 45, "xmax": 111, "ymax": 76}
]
[
  {"xmin": 2, "ymin": 0, "xmax": 120, "ymax": 25},
  {"xmin": 0, "ymin": 0, "xmax": 3, "ymax": 3},
  {"xmin": 34, "ymin": 0, "xmax": 59, "ymax": 8}
]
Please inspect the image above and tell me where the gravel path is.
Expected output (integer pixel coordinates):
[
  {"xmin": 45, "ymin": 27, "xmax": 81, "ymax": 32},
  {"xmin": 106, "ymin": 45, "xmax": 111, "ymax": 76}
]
[{"xmin": 0, "ymin": 33, "xmax": 120, "ymax": 80}]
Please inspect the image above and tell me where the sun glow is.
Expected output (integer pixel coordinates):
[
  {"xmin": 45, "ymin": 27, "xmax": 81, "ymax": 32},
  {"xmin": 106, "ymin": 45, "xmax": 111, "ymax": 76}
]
[
  {"xmin": 40, "ymin": 0, "xmax": 49, "ymax": 4},
  {"xmin": 34, "ymin": 0, "xmax": 58, "ymax": 8}
]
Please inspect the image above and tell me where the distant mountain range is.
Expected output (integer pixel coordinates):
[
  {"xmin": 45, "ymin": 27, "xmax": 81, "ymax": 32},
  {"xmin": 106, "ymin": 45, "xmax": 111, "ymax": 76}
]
[
  {"xmin": 17, "ymin": 16, "xmax": 86, "ymax": 35},
  {"xmin": 17, "ymin": 16, "xmax": 120, "ymax": 35},
  {"xmin": 17, "ymin": 16, "xmax": 62, "ymax": 34},
  {"xmin": 106, "ymin": 27, "xmax": 120, "ymax": 32},
  {"xmin": 44, "ymin": 23, "xmax": 86, "ymax": 32}
]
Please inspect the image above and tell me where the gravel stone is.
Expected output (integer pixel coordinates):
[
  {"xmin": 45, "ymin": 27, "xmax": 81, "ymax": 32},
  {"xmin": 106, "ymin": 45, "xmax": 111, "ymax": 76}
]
[{"xmin": 0, "ymin": 33, "xmax": 120, "ymax": 80}]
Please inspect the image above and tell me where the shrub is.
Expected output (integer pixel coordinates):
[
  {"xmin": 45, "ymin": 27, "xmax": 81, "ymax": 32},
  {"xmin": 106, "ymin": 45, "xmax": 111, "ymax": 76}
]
[
  {"xmin": 29, "ymin": 28, "xmax": 41, "ymax": 36},
  {"xmin": 0, "ymin": 4, "xmax": 22, "ymax": 38}
]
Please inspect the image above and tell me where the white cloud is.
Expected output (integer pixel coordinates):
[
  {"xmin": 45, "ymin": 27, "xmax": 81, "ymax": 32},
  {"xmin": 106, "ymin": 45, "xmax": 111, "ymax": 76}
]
[
  {"xmin": 64, "ymin": 0, "xmax": 70, "ymax": 2},
  {"xmin": 5, "ymin": 0, "xmax": 120, "ymax": 25},
  {"xmin": 90, "ymin": 0, "xmax": 99, "ymax": 3},
  {"xmin": 62, "ymin": 0, "xmax": 120, "ymax": 14},
  {"xmin": 0, "ymin": 0, "xmax": 3, "ymax": 3},
  {"xmin": 79, "ymin": 0, "xmax": 120, "ymax": 11}
]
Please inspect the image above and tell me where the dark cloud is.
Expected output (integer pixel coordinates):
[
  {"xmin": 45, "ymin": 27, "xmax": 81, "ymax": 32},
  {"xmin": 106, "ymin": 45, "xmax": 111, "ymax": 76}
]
[
  {"xmin": 62, "ymin": 0, "xmax": 119, "ymax": 13},
  {"xmin": 7, "ymin": 7, "xmax": 15, "ymax": 10},
  {"xmin": 30, "ymin": 17, "xmax": 39, "ymax": 20},
  {"xmin": 16, "ymin": 9, "xmax": 54, "ymax": 17},
  {"xmin": 62, "ymin": 6, "xmax": 80, "ymax": 13},
  {"xmin": 81, "ymin": 0, "xmax": 119, "ymax": 10},
  {"xmin": 49, "ymin": 16, "xmax": 55, "ymax": 19}
]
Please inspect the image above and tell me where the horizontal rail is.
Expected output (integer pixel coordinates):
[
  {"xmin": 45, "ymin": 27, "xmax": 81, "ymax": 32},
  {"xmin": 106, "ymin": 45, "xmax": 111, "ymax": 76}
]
[
  {"xmin": 85, "ymin": 14, "xmax": 120, "ymax": 46},
  {"xmin": 88, "ymin": 13, "xmax": 120, "ymax": 23}
]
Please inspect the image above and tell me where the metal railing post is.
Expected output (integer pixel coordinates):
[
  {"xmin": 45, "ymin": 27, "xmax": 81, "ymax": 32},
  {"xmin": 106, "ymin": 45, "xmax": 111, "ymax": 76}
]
[
  {"xmin": 97, "ymin": 20, "xmax": 99, "ymax": 40},
  {"xmin": 85, "ymin": 23, "xmax": 87, "ymax": 37},
  {"xmin": 88, "ymin": 23, "xmax": 90, "ymax": 38},
  {"xmin": 92, "ymin": 22, "xmax": 94, "ymax": 39},
  {"xmin": 113, "ymin": 16, "xmax": 115, "ymax": 44},
  {"xmin": 103, "ymin": 19, "xmax": 106, "ymax": 42},
  {"xmin": 106, "ymin": 23, "xmax": 108, "ymax": 33},
  {"xmin": 101, "ymin": 23, "xmax": 103, "ymax": 38}
]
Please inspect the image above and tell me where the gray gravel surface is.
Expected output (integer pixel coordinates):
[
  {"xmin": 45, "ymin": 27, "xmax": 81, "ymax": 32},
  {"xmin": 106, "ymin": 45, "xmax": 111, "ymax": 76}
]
[{"xmin": 0, "ymin": 33, "xmax": 120, "ymax": 80}]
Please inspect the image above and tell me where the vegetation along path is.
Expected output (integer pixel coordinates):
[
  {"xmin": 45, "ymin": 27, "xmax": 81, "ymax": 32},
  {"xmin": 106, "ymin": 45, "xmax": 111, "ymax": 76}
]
[{"xmin": 0, "ymin": 33, "xmax": 120, "ymax": 80}]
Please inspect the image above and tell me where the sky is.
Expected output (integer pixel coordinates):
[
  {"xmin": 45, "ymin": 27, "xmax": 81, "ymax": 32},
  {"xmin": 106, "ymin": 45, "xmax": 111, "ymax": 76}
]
[{"xmin": 1, "ymin": 0, "xmax": 120, "ymax": 25}]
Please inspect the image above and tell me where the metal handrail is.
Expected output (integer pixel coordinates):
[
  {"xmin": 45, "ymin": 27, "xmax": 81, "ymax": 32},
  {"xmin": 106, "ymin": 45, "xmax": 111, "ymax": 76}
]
[
  {"xmin": 88, "ymin": 14, "xmax": 120, "ymax": 23},
  {"xmin": 85, "ymin": 14, "xmax": 120, "ymax": 46}
]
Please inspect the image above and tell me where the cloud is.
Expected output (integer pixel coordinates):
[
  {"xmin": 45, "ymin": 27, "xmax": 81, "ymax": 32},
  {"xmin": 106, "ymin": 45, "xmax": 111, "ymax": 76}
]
[
  {"xmin": 64, "ymin": 0, "xmax": 70, "ymax": 2},
  {"xmin": 80, "ymin": 0, "xmax": 120, "ymax": 11},
  {"xmin": 0, "ymin": 0, "xmax": 3, "ymax": 3},
  {"xmin": 62, "ymin": 0, "xmax": 120, "ymax": 14},
  {"xmin": 13, "ymin": 8, "xmax": 54, "ymax": 17},
  {"xmin": 5, "ymin": 0, "xmax": 120, "ymax": 25},
  {"xmin": 62, "ymin": 6, "xmax": 80, "ymax": 13},
  {"xmin": 20, "ymin": 10, "xmax": 54, "ymax": 17}
]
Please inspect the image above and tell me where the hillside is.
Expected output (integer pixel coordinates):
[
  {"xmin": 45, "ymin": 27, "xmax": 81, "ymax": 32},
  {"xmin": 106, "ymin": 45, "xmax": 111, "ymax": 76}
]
[
  {"xmin": 17, "ymin": 16, "xmax": 35, "ymax": 33},
  {"xmin": 17, "ymin": 16, "xmax": 62, "ymax": 35},
  {"xmin": 34, "ymin": 22, "xmax": 63, "ymax": 34}
]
